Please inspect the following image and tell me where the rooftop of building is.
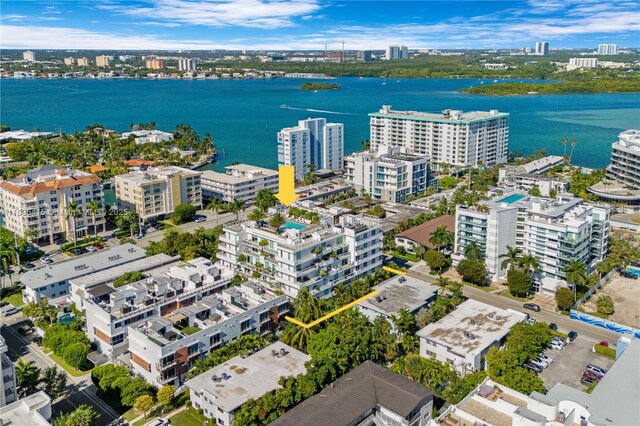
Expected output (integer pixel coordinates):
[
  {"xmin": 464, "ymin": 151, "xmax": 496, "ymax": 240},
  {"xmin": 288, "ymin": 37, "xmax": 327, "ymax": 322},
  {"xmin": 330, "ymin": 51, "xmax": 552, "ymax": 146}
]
[
  {"xmin": 200, "ymin": 164, "xmax": 277, "ymax": 184},
  {"xmin": 0, "ymin": 130, "xmax": 55, "ymax": 141},
  {"xmin": 359, "ymin": 275, "xmax": 439, "ymax": 316},
  {"xmin": 0, "ymin": 164, "xmax": 101, "ymax": 195},
  {"xmin": 115, "ymin": 166, "xmax": 201, "ymax": 184},
  {"xmin": 0, "ymin": 391, "xmax": 51, "ymax": 426},
  {"xmin": 617, "ymin": 129, "xmax": 640, "ymax": 149},
  {"xmin": 546, "ymin": 338, "xmax": 640, "ymax": 426},
  {"xmin": 22, "ymin": 243, "xmax": 147, "ymax": 289},
  {"xmin": 416, "ymin": 299, "xmax": 526, "ymax": 356},
  {"xmin": 295, "ymin": 179, "xmax": 353, "ymax": 200},
  {"xmin": 121, "ymin": 129, "xmax": 174, "ymax": 138},
  {"xmin": 370, "ymin": 105, "xmax": 509, "ymax": 123},
  {"xmin": 502, "ymin": 155, "xmax": 565, "ymax": 175},
  {"xmin": 395, "ymin": 214, "xmax": 455, "ymax": 249},
  {"xmin": 270, "ymin": 360, "xmax": 434, "ymax": 426},
  {"xmin": 186, "ymin": 342, "xmax": 310, "ymax": 413}
]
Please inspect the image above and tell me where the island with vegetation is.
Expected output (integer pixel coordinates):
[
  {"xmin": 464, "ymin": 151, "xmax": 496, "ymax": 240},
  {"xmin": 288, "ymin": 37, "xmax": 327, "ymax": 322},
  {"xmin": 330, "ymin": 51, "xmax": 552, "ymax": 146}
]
[
  {"xmin": 299, "ymin": 81, "xmax": 341, "ymax": 91},
  {"xmin": 461, "ymin": 76, "xmax": 640, "ymax": 95}
]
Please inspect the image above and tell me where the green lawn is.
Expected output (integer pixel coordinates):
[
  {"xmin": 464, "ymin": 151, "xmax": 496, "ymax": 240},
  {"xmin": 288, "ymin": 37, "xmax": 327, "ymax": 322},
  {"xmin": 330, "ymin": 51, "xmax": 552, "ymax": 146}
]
[
  {"xmin": 48, "ymin": 353, "xmax": 93, "ymax": 377},
  {"xmin": 123, "ymin": 409, "xmax": 140, "ymax": 422},
  {"xmin": 631, "ymin": 218, "xmax": 640, "ymax": 224},
  {"xmin": 499, "ymin": 290, "xmax": 534, "ymax": 301},
  {"xmin": 180, "ymin": 326, "xmax": 201, "ymax": 336},
  {"xmin": 462, "ymin": 281, "xmax": 494, "ymax": 292},
  {"xmin": 389, "ymin": 251, "xmax": 421, "ymax": 263},
  {"xmin": 1, "ymin": 291, "xmax": 23, "ymax": 307},
  {"xmin": 170, "ymin": 408, "xmax": 206, "ymax": 426}
]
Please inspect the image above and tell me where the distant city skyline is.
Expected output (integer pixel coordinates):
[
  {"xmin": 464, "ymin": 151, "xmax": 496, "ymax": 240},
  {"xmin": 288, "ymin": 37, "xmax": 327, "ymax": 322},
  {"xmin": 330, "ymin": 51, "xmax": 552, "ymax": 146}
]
[{"xmin": 1, "ymin": 0, "xmax": 639, "ymax": 50}]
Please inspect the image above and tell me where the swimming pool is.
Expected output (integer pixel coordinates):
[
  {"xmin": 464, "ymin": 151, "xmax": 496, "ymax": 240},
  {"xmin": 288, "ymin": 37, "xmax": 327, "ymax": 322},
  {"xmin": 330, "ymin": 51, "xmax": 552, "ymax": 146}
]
[
  {"xmin": 58, "ymin": 313, "xmax": 75, "ymax": 326},
  {"xmin": 283, "ymin": 221, "xmax": 306, "ymax": 230},
  {"xmin": 498, "ymin": 193, "xmax": 527, "ymax": 204},
  {"xmin": 627, "ymin": 267, "xmax": 640, "ymax": 278}
]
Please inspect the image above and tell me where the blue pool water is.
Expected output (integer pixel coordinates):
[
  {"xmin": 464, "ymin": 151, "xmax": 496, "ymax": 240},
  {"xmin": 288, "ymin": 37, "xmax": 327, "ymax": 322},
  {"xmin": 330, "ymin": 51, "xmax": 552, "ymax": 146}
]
[
  {"xmin": 498, "ymin": 193, "xmax": 527, "ymax": 204},
  {"xmin": 58, "ymin": 313, "xmax": 75, "ymax": 325},
  {"xmin": 283, "ymin": 221, "xmax": 306, "ymax": 230},
  {"xmin": 627, "ymin": 267, "xmax": 640, "ymax": 278}
]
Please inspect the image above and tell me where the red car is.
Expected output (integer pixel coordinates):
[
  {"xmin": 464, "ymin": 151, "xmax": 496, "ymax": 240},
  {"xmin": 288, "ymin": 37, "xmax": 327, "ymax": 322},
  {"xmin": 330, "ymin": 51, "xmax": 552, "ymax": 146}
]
[{"xmin": 582, "ymin": 371, "xmax": 601, "ymax": 381}]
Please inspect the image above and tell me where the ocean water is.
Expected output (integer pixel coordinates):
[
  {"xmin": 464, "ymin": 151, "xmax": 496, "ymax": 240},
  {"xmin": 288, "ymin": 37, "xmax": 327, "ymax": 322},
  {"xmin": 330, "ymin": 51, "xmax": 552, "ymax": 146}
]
[{"xmin": 1, "ymin": 77, "xmax": 639, "ymax": 171}]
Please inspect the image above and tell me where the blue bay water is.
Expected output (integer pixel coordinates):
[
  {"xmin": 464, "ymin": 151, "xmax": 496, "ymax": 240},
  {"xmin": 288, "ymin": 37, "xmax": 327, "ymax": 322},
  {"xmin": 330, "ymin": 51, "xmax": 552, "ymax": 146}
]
[{"xmin": 1, "ymin": 77, "xmax": 638, "ymax": 170}]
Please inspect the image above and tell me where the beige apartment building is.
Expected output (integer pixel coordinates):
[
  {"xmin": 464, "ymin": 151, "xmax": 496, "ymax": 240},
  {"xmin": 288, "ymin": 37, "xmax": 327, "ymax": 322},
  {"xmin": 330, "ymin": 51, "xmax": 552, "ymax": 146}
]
[
  {"xmin": 64, "ymin": 57, "xmax": 75, "ymax": 66},
  {"xmin": 0, "ymin": 165, "xmax": 105, "ymax": 243},
  {"xmin": 115, "ymin": 166, "xmax": 202, "ymax": 220},
  {"xmin": 95, "ymin": 55, "xmax": 111, "ymax": 67},
  {"xmin": 145, "ymin": 59, "xmax": 165, "ymax": 69},
  {"xmin": 77, "ymin": 57, "xmax": 90, "ymax": 66}
]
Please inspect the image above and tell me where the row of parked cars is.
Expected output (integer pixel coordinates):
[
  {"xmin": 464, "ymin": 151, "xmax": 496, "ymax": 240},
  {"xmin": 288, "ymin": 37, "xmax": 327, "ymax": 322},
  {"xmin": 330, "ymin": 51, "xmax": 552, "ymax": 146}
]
[
  {"xmin": 581, "ymin": 364, "xmax": 607, "ymax": 386},
  {"xmin": 524, "ymin": 330, "xmax": 578, "ymax": 373}
]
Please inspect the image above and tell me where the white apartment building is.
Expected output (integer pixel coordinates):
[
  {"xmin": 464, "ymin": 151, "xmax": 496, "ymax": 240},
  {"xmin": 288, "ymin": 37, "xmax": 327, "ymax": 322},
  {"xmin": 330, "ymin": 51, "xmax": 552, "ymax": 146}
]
[
  {"xmin": 22, "ymin": 51, "xmax": 36, "ymax": 62},
  {"xmin": 277, "ymin": 118, "xmax": 344, "ymax": 180},
  {"xmin": 77, "ymin": 57, "xmax": 90, "ymax": 66},
  {"xmin": 369, "ymin": 106, "xmax": 509, "ymax": 171},
  {"xmin": 568, "ymin": 57, "xmax": 598, "ymax": 70},
  {"xmin": 126, "ymin": 278, "xmax": 290, "ymax": 387},
  {"xmin": 200, "ymin": 164, "xmax": 278, "ymax": 203},
  {"xmin": 64, "ymin": 57, "xmax": 75, "ymax": 66},
  {"xmin": 0, "ymin": 165, "xmax": 105, "ymax": 244},
  {"xmin": 95, "ymin": 55, "xmax": 111, "ymax": 67},
  {"xmin": 345, "ymin": 144, "xmax": 429, "ymax": 202},
  {"xmin": 218, "ymin": 209, "xmax": 383, "ymax": 298},
  {"xmin": 21, "ymin": 243, "xmax": 147, "ymax": 304},
  {"xmin": 597, "ymin": 43, "xmax": 618, "ymax": 55},
  {"xmin": 417, "ymin": 299, "xmax": 526, "ymax": 375},
  {"xmin": 0, "ymin": 391, "xmax": 51, "ymax": 426},
  {"xmin": 386, "ymin": 45, "xmax": 408, "ymax": 60},
  {"xmin": 498, "ymin": 155, "xmax": 568, "ymax": 196},
  {"xmin": 607, "ymin": 129, "xmax": 640, "ymax": 189},
  {"xmin": 115, "ymin": 166, "xmax": 202, "ymax": 220},
  {"xmin": 121, "ymin": 129, "xmax": 174, "ymax": 145},
  {"xmin": 535, "ymin": 41, "xmax": 549, "ymax": 55},
  {"xmin": 177, "ymin": 58, "xmax": 197, "ymax": 71},
  {"xmin": 187, "ymin": 342, "xmax": 310, "ymax": 426},
  {"xmin": 454, "ymin": 192, "xmax": 610, "ymax": 294},
  {"xmin": 0, "ymin": 335, "xmax": 17, "ymax": 407},
  {"xmin": 484, "ymin": 63, "xmax": 507, "ymax": 70}
]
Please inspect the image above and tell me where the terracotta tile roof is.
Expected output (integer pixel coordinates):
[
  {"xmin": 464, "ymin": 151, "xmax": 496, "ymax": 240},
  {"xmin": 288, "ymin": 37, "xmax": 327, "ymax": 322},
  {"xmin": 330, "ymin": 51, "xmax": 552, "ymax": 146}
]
[
  {"xmin": 124, "ymin": 159, "xmax": 156, "ymax": 167},
  {"xmin": 87, "ymin": 165, "xmax": 108, "ymax": 174},
  {"xmin": 394, "ymin": 214, "xmax": 455, "ymax": 250},
  {"xmin": 0, "ymin": 172, "xmax": 101, "ymax": 196}
]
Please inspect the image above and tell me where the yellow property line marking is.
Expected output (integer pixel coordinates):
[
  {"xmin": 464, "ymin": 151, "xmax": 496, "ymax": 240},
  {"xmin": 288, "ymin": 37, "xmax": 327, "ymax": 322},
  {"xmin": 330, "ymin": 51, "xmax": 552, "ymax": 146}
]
[
  {"xmin": 285, "ymin": 290, "xmax": 379, "ymax": 329},
  {"xmin": 383, "ymin": 266, "xmax": 406, "ymax": 275}
]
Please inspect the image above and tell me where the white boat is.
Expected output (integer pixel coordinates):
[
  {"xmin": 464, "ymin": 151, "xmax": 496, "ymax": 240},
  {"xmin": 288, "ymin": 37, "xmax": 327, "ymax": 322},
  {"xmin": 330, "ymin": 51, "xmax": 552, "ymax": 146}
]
[{"xmin": 280, "ymin": 104, "xmax": 289, "ymax": 109}]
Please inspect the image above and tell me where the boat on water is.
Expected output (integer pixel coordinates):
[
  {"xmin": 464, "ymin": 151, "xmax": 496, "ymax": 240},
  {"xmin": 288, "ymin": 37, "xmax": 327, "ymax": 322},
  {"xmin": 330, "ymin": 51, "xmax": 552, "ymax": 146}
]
[{"xmin": 280, "ymin": 104, "xmax": 289, "ymax": 109}]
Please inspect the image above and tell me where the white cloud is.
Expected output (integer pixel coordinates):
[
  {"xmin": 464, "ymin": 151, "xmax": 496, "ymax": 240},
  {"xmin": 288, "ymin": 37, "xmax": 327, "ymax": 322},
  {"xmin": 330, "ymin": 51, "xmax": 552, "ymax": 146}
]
[{"xmin": 97, "ymin": 0, "xmax": 323, "ymax": 29}]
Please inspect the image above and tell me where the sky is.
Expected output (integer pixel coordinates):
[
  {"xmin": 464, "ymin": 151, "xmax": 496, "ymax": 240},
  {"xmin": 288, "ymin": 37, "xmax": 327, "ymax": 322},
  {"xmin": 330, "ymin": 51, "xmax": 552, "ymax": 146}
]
[{"xmin": 1, "ymin": 0, "xmax": 639, "ymax": 50}]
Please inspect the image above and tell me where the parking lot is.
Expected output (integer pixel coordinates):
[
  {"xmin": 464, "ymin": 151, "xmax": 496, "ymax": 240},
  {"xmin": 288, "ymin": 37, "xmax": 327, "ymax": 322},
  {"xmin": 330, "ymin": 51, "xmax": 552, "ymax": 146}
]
[{"xmin": 539, "ymin": 335, "xmax": 615, "ymax": 391}]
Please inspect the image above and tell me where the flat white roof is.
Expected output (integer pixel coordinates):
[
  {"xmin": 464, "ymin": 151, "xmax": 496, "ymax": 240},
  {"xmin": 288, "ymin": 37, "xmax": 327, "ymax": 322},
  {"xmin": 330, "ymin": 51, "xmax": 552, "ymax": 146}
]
[
  {"xmin": 416, "ymin": 299, "xmax": 526, "ymax": 357},
  {"xmin": 359, "ymin": 275, "xmax": 439, "ymax": 316},
  {"xmin": 22, "ymin": 243, "xmax": 146, "ymax": 289},
  {"xmin": 185, "ymin": 342, "xmax": 310, "ymax": 413},
  {"xmin": 0, "ymin": 391, "xmax": 51, "ymax": 426}
]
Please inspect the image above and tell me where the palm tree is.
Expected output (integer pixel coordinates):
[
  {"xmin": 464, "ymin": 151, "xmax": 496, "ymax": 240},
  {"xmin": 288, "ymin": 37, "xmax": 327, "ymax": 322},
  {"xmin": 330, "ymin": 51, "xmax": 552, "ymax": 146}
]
[
  {"xmin": 64, "ymin": 199, "xmax": 83, "ymax": 244},
  {"xmin": 280, "ymin": 323, "xmax": 316, "ymax": 352},
  {"xmin": 561, "ymin": 136, "xmax": 568, "ymax": 162},
  {"xmin": 86, "ymin": 199, "xmax": 101, "ymax": 238},
  {"xmin": 413, "ymin": 245, "xmax": 427, "ymax": 261},
  {"xmin": 206, "ymin": 198, "xmax": 224, "ymax": 225},
  {"xmin": 24, "ymin": 228, "xmax": 40, "ymax": 245},
  {"xmin": 499, "ymin": 245, "xmax": 523, "ymax": 271},
  {"xmin": 564, "ymin": 258, "xmax": 587, "ymax": 301},
  {"xmin": 0, "ymin": 242, "xmax": 16, "ymax": 287},
  {"xmin": 255, "ymin": 190, "xmax": 277, "ymax": 212},
  {"xmin": 229, "ymin": 199, "xmax": 246, "ymax": 221},
  {"xmin": 268, "ymin": 212, "xmax": 286, "ymax": 229},
  {"xmin": 247, "ymin": 208, "xmax": 266, "ymax": 224},
  {"xmin": 293, "ymin": 287, "xmax": 321, "ymax": 323},
  {"xmin": 435, "ymin": 276, "xmax": 452, "ymax": 288},
  {"xmin": 15, "ymin": 359, "xmax": 40, "ymax": 397},
  {"xmin": 463, "ymin": 241, "xmax": 482, "ymax": 261},
  {"xmin": 519, "ymin": 253, "xmax": 541, "ymax": 274},
  {"xmin": 429, "ymin": 226, "xmax": 454, "ymax": 252}
]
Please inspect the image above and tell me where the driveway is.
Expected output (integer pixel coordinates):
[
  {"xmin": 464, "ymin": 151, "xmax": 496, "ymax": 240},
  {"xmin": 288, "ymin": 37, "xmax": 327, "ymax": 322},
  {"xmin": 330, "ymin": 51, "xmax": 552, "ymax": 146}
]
[{"xmin": 539, "ymin": 335, "xmax": 615, "ymax": 392}]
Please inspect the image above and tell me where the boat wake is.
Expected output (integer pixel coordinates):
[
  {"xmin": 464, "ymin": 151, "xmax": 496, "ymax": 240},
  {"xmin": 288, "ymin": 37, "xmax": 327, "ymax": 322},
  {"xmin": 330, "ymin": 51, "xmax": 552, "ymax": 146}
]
[{"xmin": 283, "ymin": 106, "xmax": 359, "ymax": 115}]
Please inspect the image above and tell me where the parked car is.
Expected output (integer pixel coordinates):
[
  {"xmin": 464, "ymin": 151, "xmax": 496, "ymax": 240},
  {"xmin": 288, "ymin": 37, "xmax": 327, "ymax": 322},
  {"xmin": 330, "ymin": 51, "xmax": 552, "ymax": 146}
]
[
  {"xmin": 40, "ymin": 256, "xmax": 53, "ymax": 264},
  {"xmin": 523, "ymin": 303, "xmax": 541, "ymax": 312},
  {"xmin": 23, "ymin": 262, "xmax": 36, "ymax": 269},
  {"xmin": 530, "ymin": 358, "xmax": 548, "ymax": 369},
  {"xmin": 551, "ymin": 336, "xmax": 565, "ymax": 345},
  {"xmin": 599, "ymin": 341, "xmax": 609, "ymax": 347},
  {"xmin": 581, "ymin": 376, "xmax": 598, "ymax": 386},
  {"xmin": 2, "ymin": 307, "xmax": 19, "ymax": 317},
  {"xmin": 582, "ymin": 370, "xmax": 601, "ymax": 381},
  {"xmin": 145, "ymin": 418, "xmax": 169, "ymax": 426},
  {"xmin": 18, "ymin": 325, "xmax": 33, "ymax": 335},
  {"xmin": 0, "ymin": 301, "xmax": 8, "ymax": 309},
  {"xmin": 551, "ymin": 340, "xmax": 564, "ymax": 350},
  {"xmin": 86, "ymin": 246, "xmax": 98, "ymax": 252},
  {"xmin": 195, "ymin": 216, "xmax": 206, "ymax": 223},
  {"xmin": 524, "ymin": 363, "xmax": 543, "ymax": 373},
  {"xmin": 548, "ymin": 323, "xmax": 558, "ymax": 331},
  {"xmin": 568, "ymin": 331, "xmax": 578, "ymax": 341},
  {"xmin": 538, "ymin": 353, "xmax": 553, "ymax": 364},
  {"xmin": 585, "ymin": 364, "xmax": 607, "ymax": 378}
]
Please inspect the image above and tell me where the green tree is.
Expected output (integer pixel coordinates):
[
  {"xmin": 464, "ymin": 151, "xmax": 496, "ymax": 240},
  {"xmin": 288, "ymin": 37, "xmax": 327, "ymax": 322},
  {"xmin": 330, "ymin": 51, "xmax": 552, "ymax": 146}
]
[
  {"xmin": 439, "ymin": 176, "xmax": 457, "ymax": 190},
  {"xmin": 499, "ymin": 245, "xmax": 523, "ymax": 271},
  {"xmin": 443, "ymin": 371, "xmax": 487, "ymax": 404},
  {"xmin": 456, "ymin": 259, "xmax": 487, "ymax": 285},
  {"xmin": 64, "ymin": 199, "xmax": 83, "ymax": 244},
  {"xmin": 507, "ymin": 269, "xmax": 532, "ymax": 297},
  {"xmin": 564, "ymin": 258, "xmax": 587, "ymax": 301},
  {"xmin": 121, "ymin": 377, "xmax": 151, "ymax": 407},
  {"xmin": 463, "ymin": 241, "xmax": 482, "ymax": 261},
  {"xmin": 392, "ymin": 308, "xmax": 418, "ymax": 336},
  {"xmin": 485, "ymin": 347, "xmax": 545, "ymax": 394},
  {"xmin": 429, "ymin": 226, "xmax": 454, "ymax": 252},
  {"xmin": 255, "ymin": 189, "xmax": 278, "ymax": 211},
  {"xmin": 41, "ymin": 367, "xmax": 67, "ymax": 399},
  {"xmin": 64, "ymin": 342, "xmax": 89, "ymax": 369},
  {"xmin": 113, "ymin": 271, "xmax": 146, "ymax": 287},
  {"xmin": 247, "ymin": 208, "xmax": 266, "ymax": 223},
  {"xmin": 206, "ymin": 197, "xmax": 225, "ymax": 225},
  {"xmin": 268, "ymin": 212, "xmax": 286, "ymax": 229},
  {"xmin": 53, "ymin": 405, "xmax": 100, "ymax": 426},
  {"xmin": 156, "ymin": 384, "xmax": 175, "ymax": 412},
  {"xmin": 171, "ymin": 203, "xmax": 197, "ymax": 224},
  {"xmin": 15, "ymin": 359, "xmax": 41, "ymax": 397},
  {"xmin": 303, "ymin": 172, "xmax": 317, "ymax": 185},
  {"xmin": 555, "ymin": 287, "xmax": 575, "ymax": 311},
  {"xmin": 86, "ymin": 199, "xmax": 102, "ymax": 237},
  {"xmin": 229, "ymin": 199, "xmax": 246, "ymax": 221},
  {"xmin": 424, "ymin": 250, "xmax": 447, "ymax": 274},
  {"xmin": 133, "ymin": 394, "xmax": 155, "ymax": 419},
  {"xmin": 519, "ymin": 253, "xmax": 541, "ymax": 274},
  {"xmin": 596, "ymin": 295, "xmax": 614, "ymax": 315}
]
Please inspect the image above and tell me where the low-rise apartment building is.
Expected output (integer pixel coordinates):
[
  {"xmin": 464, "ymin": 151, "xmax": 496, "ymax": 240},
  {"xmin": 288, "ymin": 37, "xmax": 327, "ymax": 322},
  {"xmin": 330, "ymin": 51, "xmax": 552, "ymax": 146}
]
[
  {"xmin": 217, "ymin": 209, "xmax": 383, "ymax": 297},
  {"xmin": 121, "ymin": 130, "xmax": 174, "ymax": 145},
  {"xmin": 0, "ymin": 165, "xmax": 105, "ymax": 244},
  {"xmin": 21, "ymin": 243, "xmax": 147, "ymax": 304},
  {"xmin": 115, "ymin": 166, "xmax": 202, "ymax": 220},
  {"xmin": 498, "ymin": 155, "xmax": 568, "ymax": 196},
  {"xmin": 417, "ymin": 299, "xmax": 526, "ymax": 375},
  {"xmin": 0, "ymin": 391, "xmax": 51, "ymax": 425},
  {"xmin": 0, "ymin": 335, "xmax": 17, "ymax": 407},
  {"xmin": 200, "ymin": 164, "xmax": 278, "ymax": 203},
  {"xmin": 453, "ymin": 192, "xmax": 610, "ymax": 293},
  {"xmin": 345, "ymin": 144, "xmax": 430, "ymax": 202},
  {"xmin": 187, "ymin": 342, "xmax": 310, "ymax": 425}
]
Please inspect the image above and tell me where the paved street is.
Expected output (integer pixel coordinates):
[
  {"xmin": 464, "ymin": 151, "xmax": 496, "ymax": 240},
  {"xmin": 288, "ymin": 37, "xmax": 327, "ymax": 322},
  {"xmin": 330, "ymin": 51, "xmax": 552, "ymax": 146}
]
[{"xmin": 1, "ymin": 320, "xmax": 120, "ymax": 426}]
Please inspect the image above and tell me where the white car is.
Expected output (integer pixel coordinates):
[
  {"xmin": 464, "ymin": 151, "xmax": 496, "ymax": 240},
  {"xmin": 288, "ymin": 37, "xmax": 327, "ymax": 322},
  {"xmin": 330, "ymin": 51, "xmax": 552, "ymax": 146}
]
[
  {"xmin": 40, "ymin": 256, "xmax": 53, "ymax": 264},
  {"xmin": 533, "ymin": 357, "xmax": 550, "ymax": 368},
  {"xmin": 144, "ymin": 418, "xmax": 169, "ymax": 426},
  {"xmin": 195, "ymin": 217, "xmax": 206, "ymax": 223},
  {"xmin": 551, "ymin": 336, "xmax": 566, "ymax": 346},
  {"xmin": 538, "ymin": 353, "xmax": 553, "ymax": 364},
  {"xmin": 86, "ymin": 246, "xmax": 98, "ymax": 252},
  {"xmin": 551, "ymin": 341, "xmax": 564, "ymax": 350}
]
